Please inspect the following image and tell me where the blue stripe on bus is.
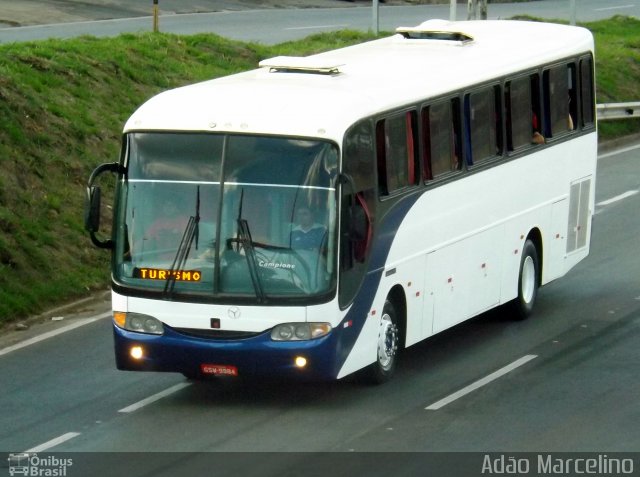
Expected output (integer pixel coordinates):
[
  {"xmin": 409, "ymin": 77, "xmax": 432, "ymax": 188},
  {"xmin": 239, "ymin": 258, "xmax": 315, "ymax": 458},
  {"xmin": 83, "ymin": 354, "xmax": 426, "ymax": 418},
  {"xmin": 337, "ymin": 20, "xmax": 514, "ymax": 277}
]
[{"xmin": 336, "ymin": 192, "xmax": 422, "ymax": 373}]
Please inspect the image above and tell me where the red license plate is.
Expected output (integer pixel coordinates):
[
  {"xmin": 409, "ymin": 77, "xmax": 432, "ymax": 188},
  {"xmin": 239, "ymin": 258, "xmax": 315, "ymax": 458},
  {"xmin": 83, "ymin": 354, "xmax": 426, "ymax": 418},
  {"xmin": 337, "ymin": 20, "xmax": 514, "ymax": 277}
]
[{"xmin": 200, "ymin": 364, "xmax": 238, "ymax": 377}]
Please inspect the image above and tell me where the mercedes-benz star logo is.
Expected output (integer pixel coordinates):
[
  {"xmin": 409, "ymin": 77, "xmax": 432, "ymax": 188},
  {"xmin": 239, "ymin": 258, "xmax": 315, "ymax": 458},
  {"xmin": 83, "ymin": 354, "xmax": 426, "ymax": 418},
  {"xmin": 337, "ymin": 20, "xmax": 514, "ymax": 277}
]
[{"xmin": 227, "ymin": 306, "xmax": 241, "ymax": 319}]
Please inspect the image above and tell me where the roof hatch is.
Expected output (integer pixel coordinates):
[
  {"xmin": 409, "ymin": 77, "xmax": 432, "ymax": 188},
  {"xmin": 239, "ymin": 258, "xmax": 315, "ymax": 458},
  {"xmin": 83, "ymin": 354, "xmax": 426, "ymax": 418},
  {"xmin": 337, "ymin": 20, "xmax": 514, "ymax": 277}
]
[
  {"xmin": 258, "ymin": 56, "xmax": 344, "ymax": 75},
  {"xmin": 395, "ymin": 26, "xmax": 474, "ymax": 44}
]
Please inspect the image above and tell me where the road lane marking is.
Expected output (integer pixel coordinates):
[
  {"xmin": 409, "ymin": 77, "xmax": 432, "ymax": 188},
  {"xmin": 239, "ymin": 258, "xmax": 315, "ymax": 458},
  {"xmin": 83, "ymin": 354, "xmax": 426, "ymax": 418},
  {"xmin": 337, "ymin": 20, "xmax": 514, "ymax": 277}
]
[
  {"xmin": 25, "ymin": 432, "xmax": 81, "ymax": 452},
  {"xmin": 285, "ymin": 24, "xmax": 348, "ymax": 30},
  {"xmin": 598, "ymin": 143, "xmax": 640, "ymax": 160},
  {"xmin": 594, "ymin": 4, "xmax": 635, "ymax": 12},
  {"xmin": 596, "ymin": 190, "xmax": 639, "ymax": 207},
  {"xmin": 118, "ymin": 382, "xmax": 192, "ymax": 413},
  {"xmin": 425, "ymin": 354, "xmax": 538, "ymax": 411},
  {"xmin": 0, "ymin": 312, "xmax": 110, "ymax": 358}
]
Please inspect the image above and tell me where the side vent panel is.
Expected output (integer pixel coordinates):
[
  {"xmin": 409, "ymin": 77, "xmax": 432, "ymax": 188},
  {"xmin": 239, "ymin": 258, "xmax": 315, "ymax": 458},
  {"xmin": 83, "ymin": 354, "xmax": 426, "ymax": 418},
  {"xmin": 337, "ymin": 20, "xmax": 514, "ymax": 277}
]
[{"xmin": 566, "ymin": 177, "xmax": 592, "ymax": 253}]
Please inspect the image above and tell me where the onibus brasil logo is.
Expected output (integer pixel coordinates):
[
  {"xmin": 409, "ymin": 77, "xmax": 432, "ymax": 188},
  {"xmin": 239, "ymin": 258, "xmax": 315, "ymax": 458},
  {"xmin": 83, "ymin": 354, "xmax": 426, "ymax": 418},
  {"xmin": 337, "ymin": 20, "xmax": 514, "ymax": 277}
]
[{"xmin": 7, "ymin": 453, "xmax": 73, "ymax": 476}]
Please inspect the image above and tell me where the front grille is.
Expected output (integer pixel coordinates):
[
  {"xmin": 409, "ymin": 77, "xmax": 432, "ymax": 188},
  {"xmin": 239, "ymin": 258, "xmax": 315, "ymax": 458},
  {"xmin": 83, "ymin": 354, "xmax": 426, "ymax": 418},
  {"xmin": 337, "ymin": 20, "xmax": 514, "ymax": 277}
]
[{"xmin": 172, "ymin": 327, "xmax": 262, "ymax": 340}]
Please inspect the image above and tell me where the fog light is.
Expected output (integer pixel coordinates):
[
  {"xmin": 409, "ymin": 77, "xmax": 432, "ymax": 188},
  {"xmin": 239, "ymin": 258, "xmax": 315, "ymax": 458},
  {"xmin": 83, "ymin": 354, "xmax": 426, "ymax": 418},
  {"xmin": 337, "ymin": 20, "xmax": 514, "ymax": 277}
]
[
  {"xmin": 294, "ymin": 356, "xmax": 307, "ymax": 368},
  {"xmin": 130, "ymin": 346, "xmax": 144, "ymax": 360}
]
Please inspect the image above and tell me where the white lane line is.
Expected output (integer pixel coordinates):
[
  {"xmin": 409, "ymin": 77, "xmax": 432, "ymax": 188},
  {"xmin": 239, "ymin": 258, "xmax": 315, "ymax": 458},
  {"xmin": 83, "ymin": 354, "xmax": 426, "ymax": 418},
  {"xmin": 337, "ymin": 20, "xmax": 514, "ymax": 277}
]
[
  {"xmin": 599, "ymin": 143, "xmax": 640, "ymax": 160},
  {"xmin": 285, "ymin": 24, "xmax": 348, "ymax": 31},
  {"xmin": 425, "ymin": 355, "xmax": 538, "ymax": 411},
  {"xmin": 596, "ymin": 190, "xmax": 639, "ymax": 207},
  {"xmin": 118, "ymin": 382, "xmax": 192, "ymax": 413},
  {"xmin": 594, "ymin": 4, "xmax": 635, "ymax": 12},
  {"xmin": 25, "ymin": 432, "xmax": 81, "ymax": 452},
  {"xmin": 0, "ymin": 312, "xmax": 110, "ymax": 358}
]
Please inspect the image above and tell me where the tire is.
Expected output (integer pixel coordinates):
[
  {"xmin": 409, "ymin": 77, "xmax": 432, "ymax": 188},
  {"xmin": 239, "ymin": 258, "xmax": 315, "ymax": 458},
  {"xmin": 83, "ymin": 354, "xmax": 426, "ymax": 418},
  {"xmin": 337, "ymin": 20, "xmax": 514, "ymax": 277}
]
[
  {"xmin": 182, "ymin": 369, "xmax": 208, "ymax": 381},
  {"xmin": 510, "ymin": 239, "xmax": 540, "ymax": 320},
  {"xmin": 367, "ymin": 299, "xmax": 400, "ymax": 384}
]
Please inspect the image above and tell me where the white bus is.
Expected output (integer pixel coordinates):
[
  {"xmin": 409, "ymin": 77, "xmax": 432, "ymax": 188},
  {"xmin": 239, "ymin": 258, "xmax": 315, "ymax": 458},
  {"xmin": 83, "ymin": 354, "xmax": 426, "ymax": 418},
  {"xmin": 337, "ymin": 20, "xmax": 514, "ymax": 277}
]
[{"xmin": 86, "ymin": 19, "xmax": 596, "ymax": 383}]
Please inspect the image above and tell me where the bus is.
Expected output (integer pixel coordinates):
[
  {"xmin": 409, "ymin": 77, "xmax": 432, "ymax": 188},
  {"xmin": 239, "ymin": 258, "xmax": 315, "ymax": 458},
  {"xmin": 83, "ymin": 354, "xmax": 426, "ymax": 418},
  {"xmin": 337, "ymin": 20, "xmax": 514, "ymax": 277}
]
[{"xmin": 85, "ymin": 19, "xmax": 596, "ymax": 383}]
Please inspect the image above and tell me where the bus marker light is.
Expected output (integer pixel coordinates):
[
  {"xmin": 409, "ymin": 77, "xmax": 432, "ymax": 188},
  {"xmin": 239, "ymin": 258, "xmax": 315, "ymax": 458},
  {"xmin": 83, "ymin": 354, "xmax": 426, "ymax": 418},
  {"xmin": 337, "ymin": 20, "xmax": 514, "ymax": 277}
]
[
  {"xmin": 130, "ymin": 346, "xmax": 144, "ymax": 360},
  {"xmin": 295, "ymin": 356, "xmax": 307, "ymax": 368},
  {"xmin": 113, "ymin": 311, "xmax": 126, "ymax": 328}
]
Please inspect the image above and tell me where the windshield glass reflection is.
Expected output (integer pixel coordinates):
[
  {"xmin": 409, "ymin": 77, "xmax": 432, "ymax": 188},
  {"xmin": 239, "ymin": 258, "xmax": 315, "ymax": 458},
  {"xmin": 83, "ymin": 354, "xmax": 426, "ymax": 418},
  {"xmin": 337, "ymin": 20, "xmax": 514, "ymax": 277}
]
[{"xmin": 116, "ymin": 133, "xmax": 338, "ymax": 302}]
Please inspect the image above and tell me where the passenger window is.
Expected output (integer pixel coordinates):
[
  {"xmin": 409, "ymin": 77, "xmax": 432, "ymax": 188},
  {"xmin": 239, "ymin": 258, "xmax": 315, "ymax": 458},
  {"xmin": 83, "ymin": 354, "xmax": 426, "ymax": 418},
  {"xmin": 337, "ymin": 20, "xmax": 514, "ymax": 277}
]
[
  {"xmin": 580, "ymin": 56, "xmax": 595, "ymax": 127},
  {"xmin": 506, "ymin": 74, "xmax": 544, "ymax": 149},
  {"xmin": 423, "ymin": 99, "xmax": 461, "ymax": 179},
  {"xmin": 568, "ymin": 62, "xmax": 578, "ymax": 130},
  {"xmin": 376, "ymin": 111, "xmax": 418, "ymax": 195},
  {"xmin": 543, "ymin": 64, "xmax": 575, "ymax": 138},
  {"xmin": 464, "ymin": 86, "xmax": 502, "ymax": 165},
  {"xmin": 506, "ymin": 77, "xmax": 533, "ymax": 150}
]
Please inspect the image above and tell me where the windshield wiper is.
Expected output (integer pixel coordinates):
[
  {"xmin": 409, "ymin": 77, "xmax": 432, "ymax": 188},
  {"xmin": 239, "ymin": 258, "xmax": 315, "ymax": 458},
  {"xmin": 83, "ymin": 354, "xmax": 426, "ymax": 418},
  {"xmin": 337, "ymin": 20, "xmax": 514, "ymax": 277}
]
[
  {"xmin": 164, "ymin": 187, "xmax": 200, "ymax": 296},
  {"xmin": 237, "ymin": 218, "xmax": 267, "ymax": 303}
]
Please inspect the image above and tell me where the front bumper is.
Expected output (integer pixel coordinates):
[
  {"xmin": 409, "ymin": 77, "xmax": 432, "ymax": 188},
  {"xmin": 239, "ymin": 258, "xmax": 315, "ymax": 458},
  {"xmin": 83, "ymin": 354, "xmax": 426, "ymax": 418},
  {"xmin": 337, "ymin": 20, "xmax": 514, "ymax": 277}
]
[{"xmin": 113, "ymin": 323, "xmax": 340, "ymax": 380}]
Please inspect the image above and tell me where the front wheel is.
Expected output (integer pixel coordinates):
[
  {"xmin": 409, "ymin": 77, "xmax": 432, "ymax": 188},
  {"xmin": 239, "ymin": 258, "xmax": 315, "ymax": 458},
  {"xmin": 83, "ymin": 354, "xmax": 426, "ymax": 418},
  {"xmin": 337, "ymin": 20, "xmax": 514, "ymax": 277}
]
[
  {"xmin": 510, "ymin": 239, "xmax": 540, "ymax": 320},
  {"xmin": 367, "ymin": 300, "xmax": 400, "ymax": 384}
]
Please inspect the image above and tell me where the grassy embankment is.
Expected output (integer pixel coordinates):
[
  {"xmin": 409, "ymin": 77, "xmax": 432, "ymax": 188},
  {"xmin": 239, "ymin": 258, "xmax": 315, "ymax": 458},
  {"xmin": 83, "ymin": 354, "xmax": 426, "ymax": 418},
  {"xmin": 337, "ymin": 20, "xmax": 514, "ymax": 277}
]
[{"xmin": 0, "ymin": 16, "xmax": 639, "ymax": 326}]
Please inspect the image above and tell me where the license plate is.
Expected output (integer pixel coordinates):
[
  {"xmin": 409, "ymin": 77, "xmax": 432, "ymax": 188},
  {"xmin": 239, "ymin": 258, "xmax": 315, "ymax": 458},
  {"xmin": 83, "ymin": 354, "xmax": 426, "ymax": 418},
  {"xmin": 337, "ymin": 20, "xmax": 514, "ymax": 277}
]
[{"xmin": 200, "ymin": 364, "xmax": 238, "ymax": 377}]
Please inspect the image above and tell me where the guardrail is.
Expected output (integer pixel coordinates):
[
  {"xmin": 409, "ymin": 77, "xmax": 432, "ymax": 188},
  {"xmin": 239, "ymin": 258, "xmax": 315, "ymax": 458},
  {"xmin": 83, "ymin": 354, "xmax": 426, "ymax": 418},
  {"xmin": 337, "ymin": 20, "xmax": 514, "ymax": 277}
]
[{"xmin": 597, "ymin": 102, "xmax": 640, "ymax": 121}]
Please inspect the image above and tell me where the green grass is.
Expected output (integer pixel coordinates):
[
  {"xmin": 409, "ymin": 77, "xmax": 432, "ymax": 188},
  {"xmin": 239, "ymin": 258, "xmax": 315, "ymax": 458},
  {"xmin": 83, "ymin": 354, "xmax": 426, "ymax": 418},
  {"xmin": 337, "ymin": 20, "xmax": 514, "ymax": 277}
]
[{"xmin": 0, "ymin": 17, "xmax": 639, "ymax": 326}]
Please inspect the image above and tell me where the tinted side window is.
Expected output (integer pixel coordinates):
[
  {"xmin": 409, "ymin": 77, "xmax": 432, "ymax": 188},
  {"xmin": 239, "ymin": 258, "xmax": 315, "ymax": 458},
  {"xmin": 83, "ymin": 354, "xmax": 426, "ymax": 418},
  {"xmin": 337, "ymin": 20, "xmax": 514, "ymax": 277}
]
[
  {"xmin": 376, "ymin": 111, "xmax": 418, "ymax": 195},
  {"xmin": 543, "ymin": 64, "xmax": 576, "ymax": 137},
  {"xmin": 340, "ymin": 120, "xmax": 376, "ymax": 307},
  {"xmin": 464, "ymin": 86, "xmax": 502, "ymax": 165},
  {"xmin": 423, "ymin": 99, "xmax": 461, "ymax": 179},
  {"xmin": 506, "ymin": 76, "xmax": 534, "ymax": 151},
  {"xmin": 580, "ymin": 56, "xmax": 595, "ymax": 127}
]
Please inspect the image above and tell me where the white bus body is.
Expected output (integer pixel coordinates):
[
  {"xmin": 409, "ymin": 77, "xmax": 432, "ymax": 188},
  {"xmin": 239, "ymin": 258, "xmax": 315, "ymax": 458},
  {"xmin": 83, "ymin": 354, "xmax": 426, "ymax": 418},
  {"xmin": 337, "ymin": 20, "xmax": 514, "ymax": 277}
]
[{"xmin": 87, "ymin": 19, "xmax": 596, "ymax": 382}]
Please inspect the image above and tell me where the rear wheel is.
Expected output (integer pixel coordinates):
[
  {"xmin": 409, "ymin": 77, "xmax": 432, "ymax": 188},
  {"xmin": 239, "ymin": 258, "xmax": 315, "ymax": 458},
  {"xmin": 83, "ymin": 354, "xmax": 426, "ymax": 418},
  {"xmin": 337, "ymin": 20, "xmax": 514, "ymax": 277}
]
[
  {"xmin": 367, "ymin": 299, "xmax": 399, "ymax": 384},
  {"xmin": 511, "ymin": 239, "xmax": 540, "ymax": 320}
]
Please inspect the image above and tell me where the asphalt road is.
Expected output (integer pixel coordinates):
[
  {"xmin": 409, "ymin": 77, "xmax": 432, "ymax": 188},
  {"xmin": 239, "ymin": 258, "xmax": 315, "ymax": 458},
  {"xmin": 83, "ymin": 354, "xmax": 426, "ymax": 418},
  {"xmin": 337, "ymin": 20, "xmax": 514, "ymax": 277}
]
[
  {"xmin": 0, "ymin": 142, "xmax": 639, "ymax": 475},
  {"xmin": 1, "ymin": 0, "xmax": 639, "ymax": 44}
]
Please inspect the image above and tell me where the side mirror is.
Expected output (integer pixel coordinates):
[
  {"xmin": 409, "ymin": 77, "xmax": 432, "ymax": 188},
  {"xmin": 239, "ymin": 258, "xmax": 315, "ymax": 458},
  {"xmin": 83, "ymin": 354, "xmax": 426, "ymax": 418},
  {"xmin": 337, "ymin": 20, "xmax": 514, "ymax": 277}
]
[
  {"xmin": 85, "ymin": 162, "xmax": 121, "ymax": 249},
  {"xmin": 85, "ymin": 186, "xmax": 101, "ymax": 233}
]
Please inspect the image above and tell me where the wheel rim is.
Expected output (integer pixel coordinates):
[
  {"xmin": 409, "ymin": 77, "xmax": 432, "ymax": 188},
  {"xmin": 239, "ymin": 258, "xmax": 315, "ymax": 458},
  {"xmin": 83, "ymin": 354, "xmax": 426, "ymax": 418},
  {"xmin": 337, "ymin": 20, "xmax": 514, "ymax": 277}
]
[
  {"xmin": 521, "ymin": 255, "xmax": 536, "ymax": 304},
  {"xmin": 377, "ymin": 313, "xmax": 398, "ymax": 371}
]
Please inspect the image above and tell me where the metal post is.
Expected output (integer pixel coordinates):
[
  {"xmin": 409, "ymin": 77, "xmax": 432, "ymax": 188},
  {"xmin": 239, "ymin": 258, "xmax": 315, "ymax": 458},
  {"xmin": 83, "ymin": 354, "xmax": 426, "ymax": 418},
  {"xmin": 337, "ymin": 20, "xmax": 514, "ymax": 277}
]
[
  {"xmin": 570, "ymin": 0, "xmax": 576, "ymax": 25},
  {"xmin": 467, "ymin": 0, "xmax": 477, "ymax": 20},
  {"xmin": 153, "ymin": 0, "xmax": 159, "ymax": 33},
  {"xmin": 450, "ymin": 0, "xmax": 456, "ymax": 21},
  {"xmin": 372, "ymin": 0, "xmax": 379, "ymax": 35},
  {"xmin": 480, "ymin": 0, "xmax": 487, "ymax": 20}
]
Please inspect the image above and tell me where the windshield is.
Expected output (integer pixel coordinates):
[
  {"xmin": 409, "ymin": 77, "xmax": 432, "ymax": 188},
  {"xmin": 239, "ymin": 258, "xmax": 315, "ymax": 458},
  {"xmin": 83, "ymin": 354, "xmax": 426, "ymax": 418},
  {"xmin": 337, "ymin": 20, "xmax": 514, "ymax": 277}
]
[{"xmin": 115, "ymin": 133, "xmax": 338, "ymax": 303}]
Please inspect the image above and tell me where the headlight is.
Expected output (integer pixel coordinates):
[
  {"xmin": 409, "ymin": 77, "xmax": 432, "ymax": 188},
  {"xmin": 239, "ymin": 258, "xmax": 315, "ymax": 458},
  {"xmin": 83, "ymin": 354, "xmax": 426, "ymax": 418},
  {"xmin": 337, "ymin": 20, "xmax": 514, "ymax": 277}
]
[
  {"xmin": 270, "ymin": 323, "xmax": 331, "ymax": 341},
  {"xmin": 113, "ymin": 312, "xmax": 164, "ymax": 335}
]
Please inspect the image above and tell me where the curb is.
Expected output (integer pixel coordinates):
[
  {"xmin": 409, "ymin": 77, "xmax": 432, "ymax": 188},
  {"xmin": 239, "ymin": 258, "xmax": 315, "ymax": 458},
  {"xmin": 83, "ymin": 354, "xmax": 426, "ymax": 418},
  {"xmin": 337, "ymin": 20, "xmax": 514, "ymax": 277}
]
[{"xmin": 598, "ymin": 132, "xmax": 640, "ymax": 155}]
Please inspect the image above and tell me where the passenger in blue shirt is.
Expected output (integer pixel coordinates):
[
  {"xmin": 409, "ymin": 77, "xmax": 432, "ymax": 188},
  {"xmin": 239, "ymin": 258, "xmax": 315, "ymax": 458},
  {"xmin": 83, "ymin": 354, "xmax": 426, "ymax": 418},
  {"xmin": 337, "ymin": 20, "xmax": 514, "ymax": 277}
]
[{"xmin": 291, "ymin": 206, "xmax": 326, "ymax": 250}]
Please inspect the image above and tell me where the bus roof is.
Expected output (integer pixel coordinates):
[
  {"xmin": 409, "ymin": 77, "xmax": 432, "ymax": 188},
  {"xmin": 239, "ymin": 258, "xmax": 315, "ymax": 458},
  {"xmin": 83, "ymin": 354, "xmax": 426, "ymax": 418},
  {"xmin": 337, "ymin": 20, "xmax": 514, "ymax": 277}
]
[{"xmin": 124, "ymin": 19, "xmax": 594, "ymax": 142}]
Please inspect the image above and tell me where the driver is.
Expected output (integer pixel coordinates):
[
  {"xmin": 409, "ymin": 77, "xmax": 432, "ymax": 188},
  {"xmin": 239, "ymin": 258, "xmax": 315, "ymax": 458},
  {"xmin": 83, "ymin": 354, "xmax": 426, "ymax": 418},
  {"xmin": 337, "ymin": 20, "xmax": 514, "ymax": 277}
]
[{"xmin": 290, "ymin": 206, "xmax": 326, "ymax": 250}]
